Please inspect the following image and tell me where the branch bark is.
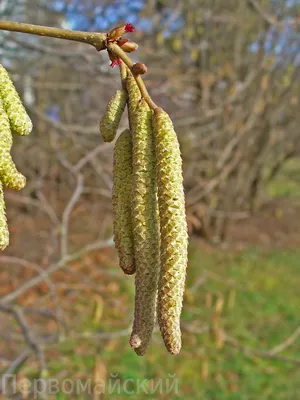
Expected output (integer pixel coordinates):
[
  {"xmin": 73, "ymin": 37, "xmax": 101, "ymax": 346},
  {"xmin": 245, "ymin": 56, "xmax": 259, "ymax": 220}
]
[{"xmin": 0, "ymin": 20, "xmax": 107, "ymax": 51}]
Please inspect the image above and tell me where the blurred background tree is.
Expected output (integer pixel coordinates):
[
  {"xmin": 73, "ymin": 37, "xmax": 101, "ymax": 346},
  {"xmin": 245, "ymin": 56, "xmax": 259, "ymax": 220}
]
[{"xmin": 0, "ymin": 1, "xmax": 299, "ymax": 398}]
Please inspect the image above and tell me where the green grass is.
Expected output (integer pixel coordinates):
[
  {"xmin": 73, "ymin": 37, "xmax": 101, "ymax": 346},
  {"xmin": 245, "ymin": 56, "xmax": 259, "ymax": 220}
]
[
  {"xmin": 46, "ymin": 244, "xmax": 300, "ymax": 399},
  {"xmin": 45, "ymin": 158, "xmax": 300, "ymax": 399},
  {"xmin": 267, "ymin": 159, "xmax": 300, "ymax": 200}
]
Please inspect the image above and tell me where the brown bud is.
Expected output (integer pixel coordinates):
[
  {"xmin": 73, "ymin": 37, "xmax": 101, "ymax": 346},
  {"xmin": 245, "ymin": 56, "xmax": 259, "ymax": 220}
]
[
  {"xmin": 120, "ymin": 41, "xmax": 138, "ymax": 53},
  {"xmin": 132, "ymin": 63, "xmax": 147, "ymax": 75},
  {"xmin": 117, "ymin": 38, "xmax": 129, "ymax": 47}
]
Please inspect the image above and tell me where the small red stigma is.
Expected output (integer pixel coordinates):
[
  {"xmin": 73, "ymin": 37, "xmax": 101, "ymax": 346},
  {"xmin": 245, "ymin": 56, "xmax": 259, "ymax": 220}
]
[
  {"xmin": 110, "ymin": 59, "xmax": 122, "ymax": 68},
  {"xmin": 125, "ymin": 23, "xmax": 135, "ymax": 33}
]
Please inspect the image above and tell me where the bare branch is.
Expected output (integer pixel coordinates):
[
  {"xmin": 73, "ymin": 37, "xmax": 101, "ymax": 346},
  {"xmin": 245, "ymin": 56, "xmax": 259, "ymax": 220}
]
[
  {"xmin": 0, "ymin": 20, "xmax": 106, "ymax": 51},
  {"xmin": 60, "ymin": 174, "xmax": 84, "ymax": 257},
  {"xmin": 0, "ymin": 238, "xmax": 113, "ymax": 305}
]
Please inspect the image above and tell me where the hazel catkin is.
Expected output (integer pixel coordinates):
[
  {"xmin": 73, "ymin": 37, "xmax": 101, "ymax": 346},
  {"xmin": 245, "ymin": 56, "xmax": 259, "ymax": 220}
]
[
  {"xmin": 126, "ymin": 74, "xmax": 141, "ymax": 127},
  {"xmin": 0, "ymin": 182, "xmax": 9, "ymax": 251},
  {"xmin": 112, "ymin": 129, "xmax": 135, "ymax": 275},
  {"xmin": 0, "ymin": 64, "xmax": 32, "ymax": 136},
  {"xmin": 153, "ymin": 108, "xmax": 188, "ymax": 355},
  {"xmin": 0, "ymin": 98, "xmax": 13, "ymax": 149},
  {"xmin": 0, "ymin": 151, "xmax": 26, "ymax": 190},
  {"xmin": 100, "ymin": 89, "xmax": 127, "ymax": 142},
  {"xmin": 130, "ymin": 99, "xmax": 160, "ymax": 356},
  {"xmin": 0, "ymin": 99, "xmax": 26, "ymax": 190}
]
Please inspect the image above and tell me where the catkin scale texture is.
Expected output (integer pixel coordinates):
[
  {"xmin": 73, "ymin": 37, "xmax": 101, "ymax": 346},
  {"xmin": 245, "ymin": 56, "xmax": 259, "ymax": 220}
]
[
  {"xmin": 130, "ymin": 99, "xmax": 160, "ymax": 356},
  {"xmin": 0, "ymin": 99, "xmax": 26, "ymax": 190},
  {"xmin": 0, "ymin": 150, "xmax": 26, "ymax": 190},
  {"xmin": 0, "ymin": 64, "xmax": 32, "ymax": 136},
  {"xmin": 0, "ymin": 182, "xmax": 9, "ymax": 251},
  {"xmin": 100, "ymin": 89, "xmax": 127, "ymax": 142},
  {"xmin": 112, "ymin": 129, "xmax": 135, "ymax": 275},
  {"xmin": 0, "ymin": 98, "xmax": 13, "ymax": 149},
  {"xmin": 153, "ymin": 109, "xmax": 188, "ymax": 355},
  {"xmin": 126, "ymin": 74, "xmax": 141, "ymax": 126}
]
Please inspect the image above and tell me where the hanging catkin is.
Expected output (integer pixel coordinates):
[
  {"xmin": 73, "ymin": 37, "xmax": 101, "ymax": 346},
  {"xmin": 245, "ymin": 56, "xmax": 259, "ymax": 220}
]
[
  {"xmin": 0, "ymin": 151, "xmax": 26, "ymax": 191},
  {"xmin": 126, "ymin": 74, "xmax": 141, "ymax": 127},
  {"xmin": 0, "ymin": 64, "xmax": 32, "ymax": 136},
  {"xmin": 130, "ymin": 99, "xmax": 160, "ymax": 356},
  {"xmin": 0, "ymin": 181, "xmax": 9, "ymax": 251},
  {"xmin": 112, "ymin": 129, "xmax": 135, "ymax": 275},
  {"xmin": 153, "ymin": 108, "xmax": 188, "ymax": 355},
  {"xmin": 0, "ymin": 98, "xmax": 12, "ymax": 149},
  {"xmin": 100, "ymin": 89, "xmax": 127, "ymax": 142},
  {"xmin": 0, "ymin": 99, "xmax": 26, "ymax": 190}
]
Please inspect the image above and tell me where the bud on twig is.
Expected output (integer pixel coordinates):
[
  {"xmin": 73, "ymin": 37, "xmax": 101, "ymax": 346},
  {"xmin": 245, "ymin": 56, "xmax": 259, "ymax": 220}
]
[
  {"xmin": 108, "ymin": 23, "xmax": 135, "ymax": 40},
  {"xmin": 118, "ymin": 40, "xmax": 138, "ymax": 53},
  {"xmin": 132, "ymin": 63, "xmax": 147, "ymax": 75}
]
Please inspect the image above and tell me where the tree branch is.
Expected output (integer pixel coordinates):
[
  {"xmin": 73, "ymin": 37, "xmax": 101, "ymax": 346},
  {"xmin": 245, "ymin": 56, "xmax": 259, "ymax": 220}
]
[
  {"xmin": 0, "ymin": 20, "xmax": 159, "ymax": 110},
  {"xmin": 0, "ymin": 238, "xmax": 113, "ymax": 304},
  {"xmin": 0, "ymin": 20, "xmax": 107, "ymax": 51},
  {"xmin": 249, "ymin": 0, "xmax": 299, "ymax": 26}
]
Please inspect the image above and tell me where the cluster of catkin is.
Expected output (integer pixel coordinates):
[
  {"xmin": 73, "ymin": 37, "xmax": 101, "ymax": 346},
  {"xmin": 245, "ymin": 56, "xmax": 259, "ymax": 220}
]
[
  {"xmin": 100, "ymin": 71, "xmax": 188, "ymax": 355},
  {"xmin": 0, "ymin": 64, "xmax": 32, "ymax": 251}
]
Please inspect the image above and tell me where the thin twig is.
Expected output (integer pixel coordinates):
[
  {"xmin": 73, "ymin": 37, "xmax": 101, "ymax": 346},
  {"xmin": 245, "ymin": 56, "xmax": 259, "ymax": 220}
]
[
  {"xmin": 224, "ymin": 333, "xmax": 300, "ymax": 366},
  {"xmin": 0, "ymin": 20, "xmax": 159, "ymax": 111},
  {"xmin": 249, "ymin": 0, "xmax": 299, "ymax": 26},
  {"xmin": 60, "ymin": 174, "xmax": 84, "ymax": 257},
  {"xmin": 0, "ymin": 238, "xmax": 113, "ymax": 305},
  {"xmin": 107, "ymin": 42, "xmax": 158, "ymax": 110},
  {"xmin": 74, "ymin": 144, "xmax": 110, "ymax": 172},
  {"xmin": 0, "ymin": 305, "xmax": 47, "ymax": 372},
  {"xmin": 4, "ymin": 350, "xmax": 30, "ymax": 374},
  {"xmin": 0, "ymin": 20, "xmax": 106, "ymax": 50}
]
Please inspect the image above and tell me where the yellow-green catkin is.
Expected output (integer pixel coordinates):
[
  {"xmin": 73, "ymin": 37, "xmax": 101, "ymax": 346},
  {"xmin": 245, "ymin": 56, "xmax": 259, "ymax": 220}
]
[
  {"xmin": 0, "ymin": 99, "xmax": 26, "ymax": 190},
  {"xmin": 0, "ymin": 98, "xmax": 12, "ymax": 149},
  {"xmin": 0, "ymin": 181, "xmax": 9, "ymax": 250},
  {"xmin": 0, "ymin": 64, "xmax": 32, "ymax": 136},
  {"xmin": 0, "ymin": 151, "xmax": 26, "ymax": 190},
  {"xmin": 100, "ymin": 89, "xmax": 127, "ymax": 142},
  {"xmin": 153, "ymin": 108, "xmax": 188, "ymax": 355},
  {"xmin": 112, "ymin": 129, "xmax": 135, "ymax": 275},
  {"xmin": 130, "ymin": 99, "xmax": 160, "ymax": 356},
  {"xmin": 126, "ymin": 74, "xmax": 141, "ymax": 126}
]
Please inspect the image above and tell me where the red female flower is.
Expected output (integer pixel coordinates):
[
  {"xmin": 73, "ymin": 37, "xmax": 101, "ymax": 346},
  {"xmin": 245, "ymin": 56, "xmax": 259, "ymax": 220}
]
[
  {"xmin": 108, "ymin": 23, "xmax": 135, "ymax": 40},
  {"xmin": 110, "ymin": 59, "xmax": 122, "ymax": 68},
  {"xmin": 124, "ymin": 23, "xmax": 135, "ymax": 33}
]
